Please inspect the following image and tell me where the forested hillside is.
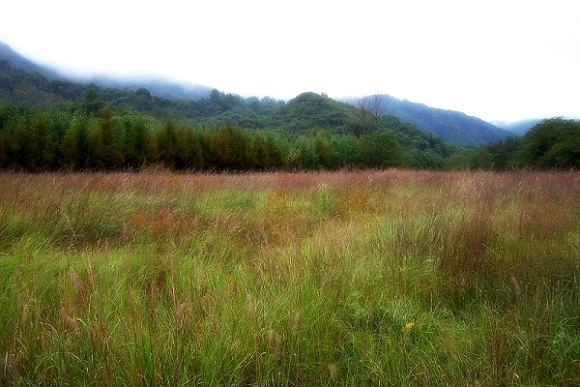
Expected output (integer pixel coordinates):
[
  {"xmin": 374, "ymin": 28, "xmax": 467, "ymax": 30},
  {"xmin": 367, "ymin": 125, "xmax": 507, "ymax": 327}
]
[
  {"xmin": 346, "ymin": 95, "xmax": 512, "ymax": 145},
  {"xmin": 0, "ymin": 99, "xmax": 453, "ymax": 171},
  {"xmin": 2, "ymin": 41, "xmax": 576, "ymax": 172},
  {"xmin": 1, "ymin": 48, "xmax": 454, "ymax": 171},
  {"xmin": 0, "ymin": 41, "xmax": 59, "ymax": 77},
  {"xmin": 446, "ymin": 118, "xmax": 580, "ymax": 170}
]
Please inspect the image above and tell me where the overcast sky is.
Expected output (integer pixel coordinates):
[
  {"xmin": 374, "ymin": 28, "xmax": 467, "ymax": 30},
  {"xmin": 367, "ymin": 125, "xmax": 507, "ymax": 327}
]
[{"xmin": 1, "ymin": 0, "xmax": 578, "ymax": 122}]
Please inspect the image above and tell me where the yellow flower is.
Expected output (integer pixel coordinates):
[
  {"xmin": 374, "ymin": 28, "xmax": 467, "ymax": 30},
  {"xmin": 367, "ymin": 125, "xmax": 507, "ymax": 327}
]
[{"xmin": 402, "ymin": 321, "xmax": 416, "ymax": 333}]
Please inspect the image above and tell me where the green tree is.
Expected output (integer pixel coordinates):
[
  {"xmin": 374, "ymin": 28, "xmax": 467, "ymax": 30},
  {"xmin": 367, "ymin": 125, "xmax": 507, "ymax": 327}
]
[
  {"xmin": 544, "ymin": 129, "xmax": 580, "ymax": 169},
  {"xmin": 286, "ymin": 147, "xmax": 300, "ymax": 171},
  {"xmin": 513, "ymin": 118, "xmax": 579, "ymax": 169},
  {"xmin": 84, "ymin": 86, "xmax": 103, "ymax": 113},
  {"xmin": 251, "ymin": 133, "xmax": 270, "ymax": 170},
  {"xmin": 125, "ymin": 116, "xmax": 152, "ymax": 169},
  {"xmin": 157, "ymin": 117, "xmax": 178, "ymax": 168},
  {"xmin": 349, "ymin": 105, "xmax": 374, "ymax": 137},
  {"xmin": 175, "ymin": 124, "xmax": 204, "ymax": 169},
  {"xmin": 87, "ymin": 121, "xmax": 105, "ymax": 169},
  {"xmin": 84, "ymin": 87, "xmax": 99, "ymax": 104},
  {"xmin": 213, "ymin": 124, "xmax": 236, "ymax": 169},
  {"xmin": 97, "ymin": 104, "xmax": 124, "ymax": 169},
  {"xmin": 134, "ymin": 88, "xmax": 153, "ymax": 111},
  {"xmin": 329, "ymin": 134, "xmax": 360, "ymax": 168},
  {"xmin": 14, "ymin": 121, "xmax": 33, "ymax": 170},
  {"xmin": 359, "ymin": 130, "xmax": 404, "ymax": 168},
  {"xmin": 265, "ymin": 134, "xmax": 285, "ymax": 169},
  {"xmin": 314, "ymin": 131, "xmax": 331, "ymax": 169},
  {"xmin": 230, "ymin": 126, "xmax": 253, "ymax": 170},
  {"xmin": 30, "ymin": 111, "xmax": 55, "ymax": 170},
  {"xmin": 60, "ymin": 113, "xmax": 90, "ymax": 169}
]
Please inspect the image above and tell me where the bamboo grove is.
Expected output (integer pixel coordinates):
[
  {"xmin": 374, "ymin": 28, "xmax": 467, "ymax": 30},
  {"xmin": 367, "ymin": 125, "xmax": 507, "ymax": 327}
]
[
  {"xmin": 0, "ymin": 103, "xmax": 408, "ymax": 172},
  {"xmin": 1, "ymin": 100, "xmax": 578, "ymax": 173}
]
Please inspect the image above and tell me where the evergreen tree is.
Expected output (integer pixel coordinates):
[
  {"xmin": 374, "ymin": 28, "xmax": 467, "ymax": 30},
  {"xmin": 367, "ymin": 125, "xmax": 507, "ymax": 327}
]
[
  {"xmin": 124, "ymin": 115, "xmax": 158, "ymax": 169},
  {"xmin": 265, "ymin": 134, "xmax": 285, "ymax": 169},
  {"xmin": 175, "ymin": 124, "xmax": 204, "ymax": 169},
  {"xmin": 31, "ymin": 111, "xmax": 55, "ymax": 170},
  {"xmin": 60, "ymin": 112, "xmax": 90, "ymax": 170},
  {"xmin": 87, "ymin": 121, "xmax": 105, "ymax": 169},
  {"xmin": 251, "ymin": 133, "xmax": 270, "ymax": 170},
  {"xmin": 157, "ymin": 117, "xmax": 178, "ymax": 168},
  {"xmin": 98, "ymin": 103, "xmax": 124, "ymax": 169},
  {"xmin": 214, "ymin": 124, "xmax": 236, "ymax": 169}
]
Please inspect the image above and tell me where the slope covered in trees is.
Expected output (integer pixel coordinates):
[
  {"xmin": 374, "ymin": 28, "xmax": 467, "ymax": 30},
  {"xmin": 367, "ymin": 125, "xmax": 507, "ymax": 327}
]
[
  {"xmin": 0, "ymin": 49, "xmax": 448, "ymax": 170},
  {"xmin": 1, "ymin": 41, "xmax": 516, "ymax": 147},
  {"xmin": 0, "ymin": 41, "xmax": 59, "ymax": 77},
  {"xmin": 446, "ymin": 118, "xmax": 580, "ymax": 170},
  {"xmin": 344, "ymin": 95, "xmax": 512, "ymax": 146},
  {"xmin": 0, "ymin": 100, "xmax": 452, "ymax": 172},
  {"xmin": 11, "ymin": 40, "xmax": 574, "ymax": 172}
]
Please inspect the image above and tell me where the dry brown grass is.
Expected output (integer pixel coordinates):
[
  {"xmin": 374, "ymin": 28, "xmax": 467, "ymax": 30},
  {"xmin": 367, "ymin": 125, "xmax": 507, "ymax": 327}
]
[{"xmin": 1, "ymin": 169, "xmax": 579, "ymax": 385}]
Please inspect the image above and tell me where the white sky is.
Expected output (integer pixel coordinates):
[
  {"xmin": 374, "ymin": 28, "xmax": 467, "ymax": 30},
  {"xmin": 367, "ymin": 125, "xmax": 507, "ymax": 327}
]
[{"xmin": 1, "ymin": 0, "xmax": 579, "ymax": 122}]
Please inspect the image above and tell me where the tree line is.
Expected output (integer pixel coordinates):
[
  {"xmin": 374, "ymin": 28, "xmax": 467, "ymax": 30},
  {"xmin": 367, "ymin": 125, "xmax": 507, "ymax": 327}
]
[
  {"xmin": 3, "ymin": 100, "xmax": 575, "ymax": 173},
  {"xmin": 0, "ymin": 102, "xmax": 410, "ymax": 172}
]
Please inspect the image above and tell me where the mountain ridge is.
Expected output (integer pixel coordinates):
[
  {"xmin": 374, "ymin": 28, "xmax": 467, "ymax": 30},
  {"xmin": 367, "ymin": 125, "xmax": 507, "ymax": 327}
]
[
  {"xmin": 342, "ymin": 95, "xmax": 512, "ymax": 145},
  {"xmin": 2, "ymin": 40, "xmax": 510, "ymax": 145},
  {"xmin": 0, "ymin": 41, "xmax": 61, "ymax": 78}
]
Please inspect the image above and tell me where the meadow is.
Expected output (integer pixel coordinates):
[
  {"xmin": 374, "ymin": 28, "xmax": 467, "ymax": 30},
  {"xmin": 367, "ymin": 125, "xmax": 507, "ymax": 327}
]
[{"xmin": 0, "ymin": 170, "xmax": 579, "ymax": 386}]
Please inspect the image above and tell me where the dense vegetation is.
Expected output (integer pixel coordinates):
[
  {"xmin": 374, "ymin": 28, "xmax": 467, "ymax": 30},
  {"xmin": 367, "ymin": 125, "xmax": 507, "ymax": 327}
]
[
  {"xmin": 0, "ymin": 97, "xmax": 454, "ymax": 171},
  {"xmin": 1, "ymin": 43, "xmax": 578, "ymax": 171},
  {"xmin": 1, "ymin": 98, "xmax": 578, "ymax": 172},
  {"xmin": 447, "ymin": 118, "xmax": 580, "ymax": 170},
  {"xmin": 1, "ymin": 170, "xmax": 579, "ymax": 385},
  {"xmin": 1, "ymin": 39, "xmax": 579, "ymax": 387},
  {"xmin": 2, "ymin": 43, "xmax": 509, "ymax": 146},
  {"xmin": 349, "ymin": 94, "xmax": 512, "ymax": 145}
]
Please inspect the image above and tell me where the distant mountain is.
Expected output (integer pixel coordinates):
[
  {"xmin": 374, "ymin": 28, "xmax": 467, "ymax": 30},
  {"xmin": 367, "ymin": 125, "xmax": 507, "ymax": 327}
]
[
  {"xmin": 0, "ymin": 40, "xmax": 212, "ymax": 102},
  {"xmin": 342, "ymin": 95, "xmax": 512, "ymax": 146},
  {"xmin": 493, "ymin": 119, "xmax": 543, "ymax": 136},
  {"xmin": 1, "ymin": 40, "xmax": 511, "ymax": 146},
  {"xmin": 0, "ymin": 41, "xmax": 59, "ymax": 78}
]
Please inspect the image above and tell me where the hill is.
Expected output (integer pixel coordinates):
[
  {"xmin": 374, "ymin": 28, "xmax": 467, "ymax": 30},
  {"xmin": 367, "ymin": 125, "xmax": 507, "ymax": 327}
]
[
  {"xmin": 0, "ymin": 41, "xmax": 59, "ymax": 77},
  {"xmin": 0, "ymin": 41, "xmax": 212, "ymax": 103},
  {"xmin": 343, "ymin": 95, "xmax": 512, "ymax": 146},
  {"xmin": 0, "ymin": 40, "xmax": 498, "ymax": 151}
]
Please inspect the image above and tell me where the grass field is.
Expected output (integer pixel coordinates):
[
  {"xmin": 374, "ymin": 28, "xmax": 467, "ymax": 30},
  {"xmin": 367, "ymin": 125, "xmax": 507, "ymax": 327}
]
[{"xmin": 1, "ymin": 170, "xmax": 579, "ymax": 386}]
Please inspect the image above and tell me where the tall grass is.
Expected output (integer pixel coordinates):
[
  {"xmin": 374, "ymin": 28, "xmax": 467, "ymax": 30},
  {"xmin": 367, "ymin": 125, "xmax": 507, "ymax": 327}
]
[{"xmin": 0, "ymin": 170, "xmax": 579, "ymax": 385}]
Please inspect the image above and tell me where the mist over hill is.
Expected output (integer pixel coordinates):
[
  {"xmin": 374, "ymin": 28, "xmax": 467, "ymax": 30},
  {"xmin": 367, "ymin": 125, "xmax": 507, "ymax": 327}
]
[
  {"xmin": 0, "ymin": 41, "xmax": 60, "ymax": 78},
  {"xmin": 1, "ymin": 41, "xmax": 213, "ymax": 102},
  {"xmin": 3, "ymin": 40, "xmax": 580, "ymax": 172},
  {"xmin": 2, "ymin": 40, "xmax": 512, "ymax": 146},
  {"xmin": 72, "ymin": 74, "xmax": 214, "ymax": 101}
]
